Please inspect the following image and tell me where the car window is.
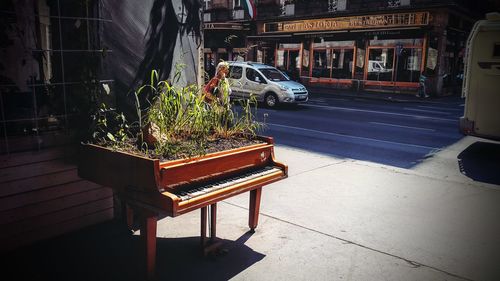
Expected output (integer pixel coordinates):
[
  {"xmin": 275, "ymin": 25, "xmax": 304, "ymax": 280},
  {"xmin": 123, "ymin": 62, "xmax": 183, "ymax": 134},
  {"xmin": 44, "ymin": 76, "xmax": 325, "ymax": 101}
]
[
  {"xmin": 228, "ymin": 66, "xmax": 242, "ymax": 79},
  {"xmin": 260, "ymin": 68, "xmax": 289, "ymax": 82},
  {"xmin": 246, "ymin": 68, "xmax": 266, "ymax": 83}
]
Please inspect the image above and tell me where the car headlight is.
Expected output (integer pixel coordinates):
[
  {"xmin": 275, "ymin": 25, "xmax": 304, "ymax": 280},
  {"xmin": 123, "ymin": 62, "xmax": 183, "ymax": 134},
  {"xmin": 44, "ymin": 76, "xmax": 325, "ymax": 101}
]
[{"xmin": 279, "ymin": 84, "xmax": 289, "ymax": 91}]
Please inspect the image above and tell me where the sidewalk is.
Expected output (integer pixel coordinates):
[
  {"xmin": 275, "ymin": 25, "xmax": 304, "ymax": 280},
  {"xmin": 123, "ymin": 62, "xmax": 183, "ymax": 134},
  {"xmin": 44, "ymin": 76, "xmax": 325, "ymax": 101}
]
[
  {"xmin": 4, "ymin": 137, "xmax": 500, "ymax": 281},
  {"xmin": 306, "ymin": 85, "xmax": 463, "ymax": 103}
]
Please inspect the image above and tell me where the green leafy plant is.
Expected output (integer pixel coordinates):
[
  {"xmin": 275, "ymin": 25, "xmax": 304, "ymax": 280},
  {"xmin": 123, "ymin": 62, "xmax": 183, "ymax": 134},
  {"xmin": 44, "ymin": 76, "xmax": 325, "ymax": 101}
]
[{"xmin": 88, "ymin": 65, "xmax": 264, "ymax": 161}]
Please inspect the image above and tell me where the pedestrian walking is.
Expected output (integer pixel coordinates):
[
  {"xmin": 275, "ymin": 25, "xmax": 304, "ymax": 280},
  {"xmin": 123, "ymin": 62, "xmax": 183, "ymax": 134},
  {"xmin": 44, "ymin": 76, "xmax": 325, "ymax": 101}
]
[{"xmin": 417, "ymin": 72, "xmax": 430, "ymax": 98}]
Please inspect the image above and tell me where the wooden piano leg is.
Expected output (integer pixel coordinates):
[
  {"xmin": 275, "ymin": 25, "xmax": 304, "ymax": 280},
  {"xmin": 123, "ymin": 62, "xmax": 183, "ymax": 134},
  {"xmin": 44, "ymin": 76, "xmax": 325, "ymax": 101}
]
[
  {"xmin": 140, "ymin": 213, "xmax": 157, "ymax": 281},
  {"xmin": 201, "ymin": 206, "xmax": 207, "ymax": 248},
  {"xmin": 201, "ymin": 204, "xmax": 221, "ymax": 257},
  {"xmin": 118, "ymin": 199, "xmax": 134, "ymax": 230},
  {"xmin": 249, "ymin": 187, "xmax": 262, "ymax": 232},
  {"xmin": 125, "ymin": 203, "xmax": 134, "ymax": 230},
  {"xmin": 210, "ymin": 203, "xmax": 217, "ymax": 242}
]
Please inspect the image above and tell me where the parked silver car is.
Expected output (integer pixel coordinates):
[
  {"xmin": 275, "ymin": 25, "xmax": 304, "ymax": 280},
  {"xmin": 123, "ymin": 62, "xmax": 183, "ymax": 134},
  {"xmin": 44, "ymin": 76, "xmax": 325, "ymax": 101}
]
[{"xmin": 218, "ymin": 61, "xmax": 308, "ymax": 107}]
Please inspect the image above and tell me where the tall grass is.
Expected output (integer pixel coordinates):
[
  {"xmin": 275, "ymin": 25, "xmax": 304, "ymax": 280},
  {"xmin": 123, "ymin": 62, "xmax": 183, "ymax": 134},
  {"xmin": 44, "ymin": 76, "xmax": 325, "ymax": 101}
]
[{"xmin": 91, "ymin": 67, "xmax": 263, "ymax": 160}]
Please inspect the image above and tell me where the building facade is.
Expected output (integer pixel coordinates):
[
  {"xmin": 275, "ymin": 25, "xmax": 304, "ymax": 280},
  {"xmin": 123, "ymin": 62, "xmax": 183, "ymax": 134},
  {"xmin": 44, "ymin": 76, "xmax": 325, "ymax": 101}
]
[{"xmin": 203, "ymin": 0, "xmax": 498, "ymax": 95}]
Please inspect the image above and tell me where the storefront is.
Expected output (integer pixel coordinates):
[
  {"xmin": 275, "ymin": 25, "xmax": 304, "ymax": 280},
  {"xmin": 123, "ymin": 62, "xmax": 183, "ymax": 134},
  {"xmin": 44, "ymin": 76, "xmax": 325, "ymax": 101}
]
[
  {"xmin": 248, "ymin": 11, "xmax": 457, "ymax": 95},
  {"xmin": 203, "ymin": 22, "xmax": 250, "ymax": 78}
]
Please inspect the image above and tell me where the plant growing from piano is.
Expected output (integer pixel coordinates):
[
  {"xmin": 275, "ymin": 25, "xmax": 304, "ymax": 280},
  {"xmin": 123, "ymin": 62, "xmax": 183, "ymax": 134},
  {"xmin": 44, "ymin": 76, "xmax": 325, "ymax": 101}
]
[
  {"xmin": 90, "ymin": 103, "xmax": 132, "ymax": 149},
  {"xmin": 88, "ymin": 68, "xmax": 263, "ymax": 160}
]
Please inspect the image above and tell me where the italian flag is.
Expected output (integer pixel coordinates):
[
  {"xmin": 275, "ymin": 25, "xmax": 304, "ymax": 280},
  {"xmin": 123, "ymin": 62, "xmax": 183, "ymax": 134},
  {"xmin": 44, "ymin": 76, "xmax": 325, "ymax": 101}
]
[{"xmin": 243, "ymin": 0, "xmax": 256, "ymax": 19}]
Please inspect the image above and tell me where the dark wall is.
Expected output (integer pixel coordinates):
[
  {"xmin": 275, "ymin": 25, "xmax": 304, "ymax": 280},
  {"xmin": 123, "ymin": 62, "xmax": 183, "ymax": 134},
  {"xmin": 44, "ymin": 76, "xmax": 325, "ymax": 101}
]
[{"xmin": 100, "ymin": 0, "xmax": 202, "ymax": 114}]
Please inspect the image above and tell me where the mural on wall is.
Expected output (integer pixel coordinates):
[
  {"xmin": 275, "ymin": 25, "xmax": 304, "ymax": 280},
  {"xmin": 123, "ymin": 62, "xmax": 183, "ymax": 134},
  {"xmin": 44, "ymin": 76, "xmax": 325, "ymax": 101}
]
[{"xmin": 101, "ymin": 0, "xmax": 202, "ymax": 111}]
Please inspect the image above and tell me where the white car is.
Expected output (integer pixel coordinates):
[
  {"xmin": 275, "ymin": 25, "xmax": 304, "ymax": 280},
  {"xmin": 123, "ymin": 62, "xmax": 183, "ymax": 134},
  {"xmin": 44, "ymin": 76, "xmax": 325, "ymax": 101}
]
[{"xmin": 218, "ymin": 61, "xmax": 309, "ymax": 107}]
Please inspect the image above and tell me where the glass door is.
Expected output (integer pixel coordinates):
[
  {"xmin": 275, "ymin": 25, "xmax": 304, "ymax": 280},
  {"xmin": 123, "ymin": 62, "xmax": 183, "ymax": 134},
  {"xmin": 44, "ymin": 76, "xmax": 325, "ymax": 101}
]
[
  {"xmin": 394, "ymin": 48, "xmax": 422, "ymax": 83},
  {"xmin": 276, "ymin": 44, "xmax": 301, "ymax": 81}
]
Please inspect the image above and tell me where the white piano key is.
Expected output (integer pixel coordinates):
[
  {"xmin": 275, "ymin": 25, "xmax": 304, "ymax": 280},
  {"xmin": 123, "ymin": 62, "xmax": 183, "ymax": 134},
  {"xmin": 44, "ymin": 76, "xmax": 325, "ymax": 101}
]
[{"xmin": 177, "ymin": 166, "xmax": 283, "ymax": 201}]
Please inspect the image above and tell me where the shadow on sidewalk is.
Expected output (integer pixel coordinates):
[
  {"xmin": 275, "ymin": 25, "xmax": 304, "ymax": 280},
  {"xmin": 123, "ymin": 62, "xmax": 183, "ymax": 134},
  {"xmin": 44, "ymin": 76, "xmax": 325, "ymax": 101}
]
[
  {"xmin": 3, "ymin": 220, "xmax": 265, "ymax": 281},
  {"xmin": 458, "ymin": 141, "xmax": 500, "ymax": 185}
]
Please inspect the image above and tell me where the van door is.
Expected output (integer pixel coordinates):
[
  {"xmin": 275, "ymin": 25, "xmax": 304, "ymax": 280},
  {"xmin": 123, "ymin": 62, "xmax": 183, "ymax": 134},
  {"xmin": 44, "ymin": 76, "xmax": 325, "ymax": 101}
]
[
  {"xmin": 227, "ymin": 65, "xmax": 244, "ymax": 98},
  {"xmin": 461, "ymin": 14, "xmax": 500, "ymax": 139},
  {"xmin": 243, "ymin": 68, "xmax": 267, "ymax": 100}
]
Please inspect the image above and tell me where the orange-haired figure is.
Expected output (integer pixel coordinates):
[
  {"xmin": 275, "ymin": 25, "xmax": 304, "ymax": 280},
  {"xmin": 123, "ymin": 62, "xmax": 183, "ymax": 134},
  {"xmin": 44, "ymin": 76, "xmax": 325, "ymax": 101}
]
[{"xmin": 203, "ymin": 62, "xmax": 230, "ymax": 103}]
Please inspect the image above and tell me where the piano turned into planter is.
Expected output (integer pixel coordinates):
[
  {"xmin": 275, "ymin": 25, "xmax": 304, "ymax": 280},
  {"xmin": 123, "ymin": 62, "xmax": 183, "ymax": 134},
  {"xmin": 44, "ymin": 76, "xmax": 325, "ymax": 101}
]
[{"xmin": 78, "ymin": 135, "xmax": 287, "ymax": 280}]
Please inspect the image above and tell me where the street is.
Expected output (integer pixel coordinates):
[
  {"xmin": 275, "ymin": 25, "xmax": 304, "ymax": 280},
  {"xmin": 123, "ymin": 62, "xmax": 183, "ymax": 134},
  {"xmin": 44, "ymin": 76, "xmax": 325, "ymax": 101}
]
[{"xmin": 256, "ymin": 93, "xmax": 465, "ymax": 169}]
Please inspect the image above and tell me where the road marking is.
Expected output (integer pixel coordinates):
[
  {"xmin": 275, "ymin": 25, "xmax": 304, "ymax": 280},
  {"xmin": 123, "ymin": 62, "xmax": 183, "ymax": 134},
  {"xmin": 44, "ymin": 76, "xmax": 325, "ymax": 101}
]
[
  {"xmin": 416, "ymin": 105, "xmax": 463, "ymax": 112},
  {"xmin": 369, "ymin": 122, "xmax": 436, "ymax": 132},
  {"xmin": 268, "ymin": 123, "xmax": 439, "ymax": 150},
  {"xmin": 309, "ymin": 101, "xmax": 329, "ymax": 105},
  {"xmin": 403, "ymin": 108, "xmax": 450, "ymax": 115},
  {"xmin": 303, "ymin": 104, "xmax": 458, "ymax": 122}
]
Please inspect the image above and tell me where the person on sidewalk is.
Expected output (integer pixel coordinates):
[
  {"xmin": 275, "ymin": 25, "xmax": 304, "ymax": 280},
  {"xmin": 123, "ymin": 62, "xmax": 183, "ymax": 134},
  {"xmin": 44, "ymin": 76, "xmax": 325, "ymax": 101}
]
[
  {"xmin": 416, "ymin": 71, "xmax": 430, "ymax": 98},
  {"xmin": 203, "ymin": 62, "xmax": 230, "ymax": 104}
]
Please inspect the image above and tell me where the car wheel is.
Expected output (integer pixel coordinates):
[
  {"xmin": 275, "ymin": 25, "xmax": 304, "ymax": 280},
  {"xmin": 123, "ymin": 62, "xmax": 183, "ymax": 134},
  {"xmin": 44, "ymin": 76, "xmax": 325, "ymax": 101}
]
[{"xmin": 264, "ymin": 93, "xmax": 279, "ymax": 108}]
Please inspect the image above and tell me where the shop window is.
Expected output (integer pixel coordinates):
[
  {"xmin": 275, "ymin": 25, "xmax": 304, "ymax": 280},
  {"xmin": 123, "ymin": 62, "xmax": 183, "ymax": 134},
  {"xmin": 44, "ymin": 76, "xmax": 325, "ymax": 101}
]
[
  {"xmin": 277, "ymin": 50, "xmax": 285, "ymax": 68},
  {"xmin": 302, "ymin": 49, "xmax": 310, "ymax": 68},
  {"xmin": 370, "ymin": 39, "xmax": 423, "ymax": 47},
  {"xmin": 313, "ymin": 48, "xmax": 354, "ymax": 79},
  {"xmin": 331, "ymin": 49, "xmax": 354, "ymax": 79},
  {"xmin": 313, "ymin": 40, "xmax": 355, "ymax": 49},
  {"xmin": 395, "ymin": 48, "xmax": 422, "ymax": 82},
  {"xmin": 279, "ymin": 0, "xmax": 295, "ymax": 16},
  {"xmin": 367, "ymin": 48, "xmax": 395, "ymax": 82},
  {"xmin": 276, "ymin": 47, "xmax": 301, "ymax": 81},
  {"xmin": 328, "ymin": 0, "xmax": 346, "ymax": 12},
  {"xmin": 204, "ymin": 0, "xmax": 211, "ymax": 10},
  {"xmin": 313, "ymin": 50, "xmax": 329, "ymax": 78},
  {"xmin": 355, "ymin": 48, "xmax": 366, "ymax": 74},
  {"xmin": 279, "ymin": 43, "xmax": 301, "ymax": 49},
  {"xmin": 388, "ymin": 0, "xmax": 410, "ymax": 8}
]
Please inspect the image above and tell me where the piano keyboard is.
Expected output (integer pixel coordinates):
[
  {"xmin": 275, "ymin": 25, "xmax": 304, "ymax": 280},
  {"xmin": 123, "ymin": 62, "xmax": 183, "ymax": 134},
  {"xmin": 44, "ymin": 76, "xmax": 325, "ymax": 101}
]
[{"xmin": 172, "ymin": 166, "xmax": 282, "ymax": 201}]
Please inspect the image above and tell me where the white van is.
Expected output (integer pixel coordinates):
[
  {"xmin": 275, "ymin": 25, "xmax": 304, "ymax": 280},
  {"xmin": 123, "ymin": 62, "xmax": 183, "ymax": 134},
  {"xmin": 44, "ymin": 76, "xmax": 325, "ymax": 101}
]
[
  {"xmin": 219, "ymin": 61, "xmax": 308, "ymax": 107},
  {"xmin": 460, "ymin": 13, "xmax": 500, "ymax": 140}
]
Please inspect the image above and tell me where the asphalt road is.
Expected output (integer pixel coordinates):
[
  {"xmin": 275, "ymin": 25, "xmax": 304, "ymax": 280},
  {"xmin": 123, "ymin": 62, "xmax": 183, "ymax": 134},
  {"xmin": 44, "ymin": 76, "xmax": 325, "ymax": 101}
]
[{"xmin": 254, "ymin": 94, "xmax": 465, "ymax": 169}]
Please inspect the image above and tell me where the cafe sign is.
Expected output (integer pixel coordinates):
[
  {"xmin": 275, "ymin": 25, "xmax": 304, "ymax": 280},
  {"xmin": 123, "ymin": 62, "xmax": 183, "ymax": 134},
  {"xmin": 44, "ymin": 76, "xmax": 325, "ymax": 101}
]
[
  {"xmin": 264, "ymin": 12, "xmax": 429, "ymax": 33},
  {"xmin": 204, "ymin": 22, "xmax": 245, "ymax": 30}
]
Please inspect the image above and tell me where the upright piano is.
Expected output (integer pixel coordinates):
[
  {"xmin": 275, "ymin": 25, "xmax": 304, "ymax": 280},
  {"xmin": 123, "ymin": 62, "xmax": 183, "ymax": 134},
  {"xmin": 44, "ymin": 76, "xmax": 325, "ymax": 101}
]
[{"xmin": 78, "ymin": 136, "xmax": 287, "ymax": 280}]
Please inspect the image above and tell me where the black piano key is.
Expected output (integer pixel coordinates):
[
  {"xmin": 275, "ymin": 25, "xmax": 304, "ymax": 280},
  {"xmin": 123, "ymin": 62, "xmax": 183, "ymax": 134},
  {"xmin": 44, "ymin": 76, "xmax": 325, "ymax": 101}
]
[{"xmin": 173, "ymin": 165, "xmax": 283, "ymax": 200}]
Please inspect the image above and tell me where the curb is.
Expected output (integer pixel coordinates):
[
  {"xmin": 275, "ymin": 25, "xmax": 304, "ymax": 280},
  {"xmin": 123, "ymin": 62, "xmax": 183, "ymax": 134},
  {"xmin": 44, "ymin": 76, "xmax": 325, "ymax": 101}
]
[{"xmin": 308, "ymin": 89, "xmax": 432, "ymax": 103}]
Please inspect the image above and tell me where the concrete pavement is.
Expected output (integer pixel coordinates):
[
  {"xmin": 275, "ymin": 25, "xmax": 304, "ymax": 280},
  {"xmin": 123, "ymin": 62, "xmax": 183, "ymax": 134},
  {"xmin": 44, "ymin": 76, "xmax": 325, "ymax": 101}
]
[
  {"xmin": 219, "ymin": 138, "xmax": 500, "ymax": 281},
  {"xmin": 5, "ymin": 136, "xmax": 500, "ymax": 281}
]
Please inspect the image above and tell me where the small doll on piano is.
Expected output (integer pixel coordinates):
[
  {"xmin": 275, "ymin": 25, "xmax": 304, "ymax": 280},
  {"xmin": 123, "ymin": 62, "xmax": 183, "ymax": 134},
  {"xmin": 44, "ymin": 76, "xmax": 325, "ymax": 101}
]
[{"xmin": 203, "ymin": 62, "xmax": 231, "ymax": 104}]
